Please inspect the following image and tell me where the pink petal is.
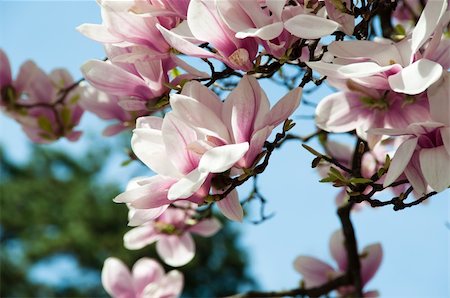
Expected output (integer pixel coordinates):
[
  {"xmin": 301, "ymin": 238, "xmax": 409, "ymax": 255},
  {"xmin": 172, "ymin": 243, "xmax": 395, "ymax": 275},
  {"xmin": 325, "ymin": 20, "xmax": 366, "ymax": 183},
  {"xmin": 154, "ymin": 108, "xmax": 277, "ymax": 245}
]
[
  {"xmin": 360, "ymin": 243, "xmax": 383, "ymax": 286},
  {"xmin": 156, "ymin": 233, "xmax": 195, "ymax": 267},
  {"xmin": 188, "ymin": 218, "xmax": 222, "ymax": 237},
  {"xmin": 167, "ymin": 169, "xmax": 209, "ymax": 200},
  {"xmin": 124, "ymin": 224, "xmax": 161, "ymax": 250},
  {"xmin": 76, "ymin": 23, "xmax": 123, "ymax": 43},
  {"xmin": 441, "ymin": 127, "xmax": 450, "ymax": 156},
  {"xmin": 114, "ymin": 176, "xmax": 174, "ymax": 209},
  {"xmin": 243, "ymin": 126, "xmax": 272, "ymax": 168},
  {"xmin": 236, "ymin": 22, "xmax": 284, "ymax": 40},
  {"xmin": 383, "ymin": 138, "xmax": 418, "ymax": 188},
  {"xmin": 132, "ymin": 258, "xmax": 165, "ymax": 294},
  {"xmin": 410, "ymin": 0, "xmax": 448, "ymax": 57},
  {"xmin": 128, "ymin": 206, "xmax": 169, "ymax": 227},
  {"xmin": 293, "ymin": 256, "xmax": 336, "ymax": 288},
  {"xmin": 328, "ymin": 41, "xmax": 402, "ymax": 66},
  {"xmin": 81, "ymin": 60, "xmax": 151, "ymax": 98},
  {"xmin": 223, "ymin": 75, "xmax": 270, "ymax": 143},
  {"xmin": 329, "ymin": 230, "xmax": 348, "ymax": 271},
  {"xmin": 388, "ymin": 59, "xmax": 443, "ymax": 95},
  {"xmin": 198, "ymin": 142, "xmax": 250, "ymax": 173},
  {"xmin": 284, "ymin": 14, "xmax": 340, "ymax": 39},
  {"xmin": 265, "ymin": 87, "xmax": 302, "ymax": 128},
  {"xmin": 404, "ymin": 153, "xmax": 428, "ymax": 195},
  {"xmin": 181, "ymin": 81, "xmax": 222, "ymax": 116},
  {"xmin": 419, "ymin": 146, "xmax": 450, "ymax": 192},
  {"xmin": 338, "ymin": 62, "xmax": 400, "ymax": 78},
  {"xmin": 217, "ymin": 189, "xmax": 244, "ymax": 222},
  {"xmin": 0, "ymin": 49, "xmax": 12, "ymax": 88},
  {"xmin": 427, "ymin": 71, "xmax": 450, "ymax": 126},
  {"xmin": 101, "ymin": 258, "xmax": 135, "ymax": 298}
]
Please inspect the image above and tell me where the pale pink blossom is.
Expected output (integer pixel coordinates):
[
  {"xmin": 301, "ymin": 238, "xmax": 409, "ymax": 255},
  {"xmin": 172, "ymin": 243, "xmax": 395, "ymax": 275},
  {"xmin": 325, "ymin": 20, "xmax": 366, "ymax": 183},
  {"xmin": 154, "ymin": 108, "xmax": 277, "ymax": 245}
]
[
  {"xmin": 124, "ymin": 202, "xmax": 221, "ymax": 267},
  {"xmin": 307, "ymin": 0, "xmax": 449, "ymax": 95},
  {"xmin": 102, "ymin": 257, "xmax": 183, "ymax": 298},
  {"xmin": 294, "ymin": 230, "xmax": 382, "ymax": 297},
  {"xmin": 0, "ymin": 49, "xmax": 84, "ymax": 143},
  {"xmin": 370, "ymin": 72, "xmax": 450, "ymax": 194}
]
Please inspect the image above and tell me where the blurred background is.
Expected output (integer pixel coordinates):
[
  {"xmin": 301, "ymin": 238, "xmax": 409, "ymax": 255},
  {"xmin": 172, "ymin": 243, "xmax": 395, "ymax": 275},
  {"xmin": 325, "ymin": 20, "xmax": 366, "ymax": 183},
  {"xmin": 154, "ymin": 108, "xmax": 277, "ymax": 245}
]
[{"xmin": 0, "ymin": 1, "xmax": 449, "ymax": 297}]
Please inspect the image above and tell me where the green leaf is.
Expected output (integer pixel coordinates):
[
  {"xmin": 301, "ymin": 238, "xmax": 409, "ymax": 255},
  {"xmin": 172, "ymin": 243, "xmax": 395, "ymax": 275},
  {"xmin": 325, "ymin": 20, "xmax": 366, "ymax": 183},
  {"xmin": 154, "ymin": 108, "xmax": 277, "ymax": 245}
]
[
  {"xmin": 302, "ymin": 143, "xmax": 322, "ymax": 157},
  {"xmin": 320, "ymin": 177, "xmax": 336, "ymax": 183},
  {"xmin": 349, "ymin": 178, "xmax": 373, "ymax": 184},
  {"xmin": 329, "ymin": 167, "xmax": 346, "ymax": 182},
  {"xmin": 37, "ymin": 116, "xmax": 53, "ymax": 133},
  {"xmin": 60, "ymin": 106, "xmax": 72, "ymax": 127}
]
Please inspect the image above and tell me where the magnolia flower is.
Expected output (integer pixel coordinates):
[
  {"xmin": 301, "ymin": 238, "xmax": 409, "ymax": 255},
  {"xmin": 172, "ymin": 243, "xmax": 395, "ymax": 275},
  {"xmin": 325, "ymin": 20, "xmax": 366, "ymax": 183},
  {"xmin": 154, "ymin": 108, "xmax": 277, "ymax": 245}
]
[
  {"xmin": 294, "ymin": 230, "xmax": 382, "ymax": 297},
  {"xmin": 0, "ymin": 49, "xmax": 84, "ymax": 143},
  {"xmin": 307, "ymin": 0, "xmax": 449, "ymax": 95},
  {"xmin": 102, "ymin": 257, "xmax": 183, "ymax": 298},
  {"xmin": 370, "ymin": 72, "xmax": 450, "ymax": 194},
  {"xmin": 124, "ymin": 202, "xmax": 221, "ymax": 267},
  {"xmin": 157, "ymin": 0, "xmax": 259, "ymax": 71},
  {"xmin": 115, "ymin": 75, "xmax": 301, "ymax": 222},
  {"xmin": 315, "ymin": 79, "xmax": 430, "ymax": 147}
]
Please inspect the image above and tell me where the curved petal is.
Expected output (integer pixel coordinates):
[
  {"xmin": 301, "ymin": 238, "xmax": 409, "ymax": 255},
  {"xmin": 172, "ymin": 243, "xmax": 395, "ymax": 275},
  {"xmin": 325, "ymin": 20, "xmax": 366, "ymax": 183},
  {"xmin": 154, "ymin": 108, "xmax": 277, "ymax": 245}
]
[
  {"xmin": 427, "ymin": 71, "xmax": 450, "ymax": 125},
  {"xmin": 265, "ymin": 87, "xmax": 302, "ymax": 128},
  {"xmin": 76, "ymin": 23, "xmax": 123, "ymax": 43},
  {"xmin": 284, "ymin": 15, "xmax": 340, "ymax": 39},
  {"xmin": 128, "ymin": 206, "xmax": 169, "ymax": 227},
  {"xmin": 404, "ymin": 153, "xmax": 428, "ymax": 195},
  {"xmin": 217, "ymin": 189, "xmax": 244, "ymax": 222},
  {"xmin": 156, "ymin": 233, "xmax": 195, "ymax": 267},
  {"xmin": 388, "ymin": 59, "xmax": 443, "ymax": 95},
  {"xmin": 198, "ymin": 142, "xmax": 250, "ymax": 173},
  {"xmin": 383, "ymin": 138, "xmax": 418, "ymax": 187},
  {"xmin": 132, "ymin": 258, "xmax": 165, "ymax": 294},
  {"xmin": 124, "ymin": 225, "xmax": 161, "ymax": 250},
  {"xmin": 360, "ymin": 243, "xmax": 383, "ymax": 286},
  {"xmin": 419, "ymin": 146, "xmax": 450, "ymax": 192},
  {"xmin": 329, "ymin": 230, "xmax": 347, "ymax": 271},
  {"xmin": 236, "ymin": 22, "xmax": 284, "ymax": 40},
  {"xmin": 188, "ymin": 218, "xmax": 222, "ymax": 237},
  {"xmin": 167, "ymin": 169, "xmax": 208, "ymax": 200},
  {"xmin": 101, "ymin": 258, "xmax": 134, "ymax": 298},
  {"xmin": 293, "ymin": 256, "xmax": 336, "ymax": 288},
  {"xmin": 181, "ymin": 80, "xmax": 222, "ymax": 116}
]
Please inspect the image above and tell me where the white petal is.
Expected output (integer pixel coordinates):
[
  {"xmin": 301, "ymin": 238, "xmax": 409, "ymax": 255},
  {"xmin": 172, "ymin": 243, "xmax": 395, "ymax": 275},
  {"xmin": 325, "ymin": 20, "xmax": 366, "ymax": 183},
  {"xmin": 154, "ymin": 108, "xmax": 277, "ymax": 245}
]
[
  {"xmin": 168, "ymin": 169, "xmax": 208, "ymax": 200},
  {"xmin": 383, "ymin": 138, "xmax": 418, "ymax": 187},
  {"xmin": 198, "ymin": 143, "xmax": 250, "ymax": 173},
  {"xmin": 284, "ymin": 15, "xmax": 339, "ymax": 39},
  {"xmin": 217, "ymin": 190, "xmax": 244, "ymax": 222},
  {"xmin": 156, "ymin": 234, "xmax": 195, "ymax": 267},
  {"xmin": 427, "ymin": 71, "xmax": 450, "ymax": 125},
  {"xmin": 388, "ymin": 59, "xmax": 443, "ymax": 95},
  {"xmin": 188, "ymin": 218, "xmax": 222, "ymax": 237},
  {"xmin": 101, "ymin": 258, "xmax": 134, "ymax": 298},
  {"xmin": 419, "ymin": 146, "xmax": 450, "ymax": 192}
]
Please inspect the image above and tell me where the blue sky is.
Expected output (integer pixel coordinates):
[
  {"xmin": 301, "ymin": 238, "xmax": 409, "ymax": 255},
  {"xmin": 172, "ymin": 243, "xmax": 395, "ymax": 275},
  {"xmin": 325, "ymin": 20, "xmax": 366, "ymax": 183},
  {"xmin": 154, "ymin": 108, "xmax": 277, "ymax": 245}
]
[{"xmin": 1, "ymin": 1, "xmax": 449, "ymax": 297}]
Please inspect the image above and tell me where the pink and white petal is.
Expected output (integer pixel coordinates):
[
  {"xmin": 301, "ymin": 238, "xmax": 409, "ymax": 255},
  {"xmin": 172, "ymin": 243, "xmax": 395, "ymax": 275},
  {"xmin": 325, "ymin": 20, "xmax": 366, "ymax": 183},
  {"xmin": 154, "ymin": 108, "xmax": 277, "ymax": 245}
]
[
  {"xmin": 132, "ymin": 258, "xmax": 165, "ymax": 294},
  {"xmin": 189, "ymin": 218, "xmax": 222, "ymax": 237},
  {"xmin": 128, "ymin": 206, "xmax": 169, "ymax": 227},
  {"xmin": 427, "ymin": 71, "xmax": 450, "ymax": 125},
  {"xmin": 236, "ymin": 22, "xmax": 284, "ymax": 40},
  {"xmin": 388, "ymin": 59, "xmax": 443, "ymax": 95},
  {"xmin": 136, "ymin": 116, "xmax": 163, "ymax": 130},
  {"xmin": 114, "ymin": 176, "xmax": 175, "ymax": 209},
  {"xmin": 167, "ymin": 169, "xmax": 209, "ymax": 200},
  {"xmin": 440, "ymin": 127, "xmax": 450, "ymax": 156},
  {"xmin": 410, "ymin": 0, "xmax": 448, "ymax": 56},
  {"xmin": 284, "ymin": 15, "xmax": 340, "ymax": 39},
  {"xmin": 328, "ymin": 41, "xmax": 402, "ymax": 66},
  {"xmin": 76, "ymin": 23, "xmax": 123, "ymax": 43},
  {"xmin": 419, "ymin": 146, "xmax": 450, "ymax": 192},
  {"xmin": 360, "ymin": 243, "xmax": 383, "ymax": 286},
  {"xmin": 306, "ymin": 61, "xmax": 347, "ymax": 78},
  {"xmin": 264, "ymin": 87, "xmax": 302, "ymax": 128},
  {"xmin": 243, "ymin": 126, "xmax": 272, "ymax": 168},
  {"xmin": 293, "ymin": 256, "xmax": 336, "ymax": 288},
  {"xmin": 124, "ymin": 225, "xmax": 161, "ymax": 250},
  {"xmin": 170, "ymin": 94, "xmax": 229, "ymax": 139},
  {"xmin": 329, "ymin": 230, "xmax": 348, "ymax": 271},
  {"xmin": 101, "ymin": 257, "xmax": 135, "ymax": 298},
  {"xmin": 217, "ymin": 189, "xmax": 244, "ymax": 222},
  {"xmin": 404, "ymin": 153, "xmax": 428, "ymax": 195},
  {"xmin": 81, "ymin": 60, "xmax": 151, "ymax": 98},
  {"xmin": 338, "ymin": 62, "xmax": 400, "ymax": 79},
  {"xmin": 156, "ymin": 23, "xmax": 218, "ymax": 59},
  {"xmin": 364, "ymin": 290, "xmax": 380, "ymax": 297},
  {"xmin": 156, "ymin": 233, "xmax": 195, "ymax": 267},
  {"xmin": 266, "ymin": 0, "xmax": 285, "ymax": 20},
  {"xmin": 383, "ymin": 138, "xmax": 418, "ymax": 188},
  {"xmin": 161, "ymin": 270, "xmax": 184, "ymax": 297},
  {"xmin": 181, "ymin": 81, "xmax": 222, "ymax": 116},
  {"xmin": 315, "ymin": 92, "xmax": 361, "ymax": 133},
  {"xmin": 198, "ymin": 142, "xmax": 249, "ymax": 173},
  {"xmin": 103, "ymin": 124, "xmax": 128, "ymax": 136},
  {"xmin": 170, "ymin": 54, "xmax": 209, "ymax": 78}
]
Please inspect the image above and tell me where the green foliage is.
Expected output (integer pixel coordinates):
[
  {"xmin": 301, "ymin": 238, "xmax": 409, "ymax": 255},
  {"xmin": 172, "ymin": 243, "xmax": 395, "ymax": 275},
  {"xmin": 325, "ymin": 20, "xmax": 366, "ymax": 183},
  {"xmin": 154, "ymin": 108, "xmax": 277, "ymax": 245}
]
[{"xmin": 0, "ymin": 146, "xmax": 254, "ymax": 297}]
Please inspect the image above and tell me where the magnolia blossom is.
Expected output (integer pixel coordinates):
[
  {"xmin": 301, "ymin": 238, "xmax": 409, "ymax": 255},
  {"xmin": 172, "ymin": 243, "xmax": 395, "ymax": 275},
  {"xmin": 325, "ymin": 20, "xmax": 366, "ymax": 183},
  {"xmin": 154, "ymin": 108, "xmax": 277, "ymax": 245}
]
[
  {"xmin": 114, "ymin": 75, "xmax": 301, "ymax": 222},
  {"xmin": 0, "ymin": 49, "xmax": 84, "ymax": 143},
  {"xmin": 315, "ymin": 79, "xmax": 430, "ymax": 147},
  {"xmin": 124, "ymin": 202, "xmax": 221, "ymax": 267},
  {"xmin": 307, "ymin": 0, "xmax": 449, "ymax": 95},
  {"xmin": 102, "ymin": 257, "xmax": 183, "ymax": 298},
  {"xmin": 294, "ymin": 230, "xmax": 382, "ymax": 297},
  {"xmin": 370, "ymin": 72, "xmax": 450, "ymax": 194}
]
